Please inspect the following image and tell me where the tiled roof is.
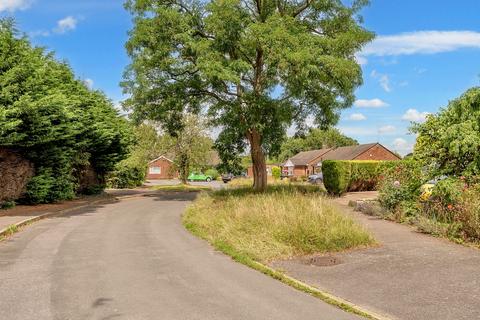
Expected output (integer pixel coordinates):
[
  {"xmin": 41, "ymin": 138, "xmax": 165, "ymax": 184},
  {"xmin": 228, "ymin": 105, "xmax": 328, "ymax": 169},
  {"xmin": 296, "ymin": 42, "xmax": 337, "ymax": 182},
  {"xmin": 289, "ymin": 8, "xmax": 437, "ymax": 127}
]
[
  {"xmin": 320, "ymin": 143, "xmax": 378, "ymax": 160},
  {"xmin": 287, "ymin": 148, "xmax": 332, "ymax": 166}
]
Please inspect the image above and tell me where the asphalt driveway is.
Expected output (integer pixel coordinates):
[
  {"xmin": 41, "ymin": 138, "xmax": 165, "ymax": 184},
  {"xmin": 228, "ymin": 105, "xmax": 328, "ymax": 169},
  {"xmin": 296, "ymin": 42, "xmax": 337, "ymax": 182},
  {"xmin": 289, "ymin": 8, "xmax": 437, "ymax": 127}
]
[{"xmin": 0, "ymin": 192, "xmax": 360, "ymax": 320}]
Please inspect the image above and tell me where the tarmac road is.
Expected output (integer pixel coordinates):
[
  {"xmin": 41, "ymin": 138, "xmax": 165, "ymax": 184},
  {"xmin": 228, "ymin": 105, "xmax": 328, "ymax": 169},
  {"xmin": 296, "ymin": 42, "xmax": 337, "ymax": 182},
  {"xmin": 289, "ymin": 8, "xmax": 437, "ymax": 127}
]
[{"xmin": 0, "ymin": 192, "xmax": 360, "ymax": 320}]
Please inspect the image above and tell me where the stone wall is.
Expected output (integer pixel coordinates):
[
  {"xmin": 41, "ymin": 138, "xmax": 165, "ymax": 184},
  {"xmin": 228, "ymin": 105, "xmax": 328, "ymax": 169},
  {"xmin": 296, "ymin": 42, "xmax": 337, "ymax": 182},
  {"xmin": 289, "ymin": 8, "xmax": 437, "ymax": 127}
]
[{"xmin": 0, "ymin": 148, "xmax": 34, "ymax": 203}]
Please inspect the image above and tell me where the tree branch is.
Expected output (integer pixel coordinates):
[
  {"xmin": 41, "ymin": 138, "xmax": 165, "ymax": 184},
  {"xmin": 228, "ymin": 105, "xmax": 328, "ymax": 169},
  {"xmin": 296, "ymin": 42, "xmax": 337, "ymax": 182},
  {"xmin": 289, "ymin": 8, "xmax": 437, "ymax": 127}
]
[{"xmin": 292, "ymin": 0, "xmax": 312, "ymax": 17}]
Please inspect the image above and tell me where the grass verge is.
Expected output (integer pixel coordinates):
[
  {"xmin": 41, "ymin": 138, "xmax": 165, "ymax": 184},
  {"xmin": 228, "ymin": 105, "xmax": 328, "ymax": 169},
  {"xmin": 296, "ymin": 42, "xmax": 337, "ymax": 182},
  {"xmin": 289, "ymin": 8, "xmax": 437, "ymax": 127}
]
[
  {"xmin": 183, "ymin": 185, "xmax": 377, "ymax": 318},
  {"xmin": 151, "ymin": 184, "xmax": 212, "ymax": 192},
  {"xmin": 184, "ymin": 185, "xmax": 373, "ymax": 261}
]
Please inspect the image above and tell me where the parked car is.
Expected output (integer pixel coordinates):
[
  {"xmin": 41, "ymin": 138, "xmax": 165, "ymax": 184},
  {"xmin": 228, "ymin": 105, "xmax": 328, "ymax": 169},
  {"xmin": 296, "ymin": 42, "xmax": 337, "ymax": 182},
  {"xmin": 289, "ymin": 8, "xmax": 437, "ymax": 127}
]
[
  {"xmin": 308, "ymin": 173, "xmax": 323, "ymax": 184},
  {"xmin": 188, "ymin": 172, "xmax": 213, "ymax": 182},
  {"xmin": 221, "ymin": 172, "xmax": 246, "ymax": 183},
  {"xmin": 419, "ymin": 175, "xmax": 448, "ymax": 201}
]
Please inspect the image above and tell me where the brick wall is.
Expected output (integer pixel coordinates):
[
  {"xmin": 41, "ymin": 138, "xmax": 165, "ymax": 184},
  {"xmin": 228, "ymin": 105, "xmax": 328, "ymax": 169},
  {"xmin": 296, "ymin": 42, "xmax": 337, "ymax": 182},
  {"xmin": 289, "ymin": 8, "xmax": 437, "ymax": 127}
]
[{"xmin": 146, "ymin": 159, "xmax": 177, "ymax": 179}]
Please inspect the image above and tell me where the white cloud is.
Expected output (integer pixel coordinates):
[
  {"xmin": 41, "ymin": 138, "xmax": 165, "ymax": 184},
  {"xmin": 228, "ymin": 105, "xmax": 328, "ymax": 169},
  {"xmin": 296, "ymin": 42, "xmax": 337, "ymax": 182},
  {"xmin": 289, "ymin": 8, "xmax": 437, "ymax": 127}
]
[
  {"xmin": 354, "ymin": 98, "xmax": 389, "ymax": 108},
  {"xmin": 348, "ymin": 113, "xmax": 366, "ymax": 121},
  {"xmin": 378, "ymin": 125, "xmax": 396, "ymax": 134},
  {"xmin": 0, "ymin": 0, "xmax": 32, "ymax": 12},
  {"xmin": 84, "ymin": 78, "xmax": 94, "ymax": 89},
  {"xmin": 392, "ymin": 138, "xmax": 414, "ymax": 156},
  {"xmin": 371, "ymin": 70, "xmax": 391, "ymax": 92},
  {"xmin": 337, "ymin": 126, "xmax": 377, "ymax": 136},
  {"xmin": 54, "ymin": 16, "xmax": 78, "ymax": 34},
  {"xmin": 29, "ymin": 30, "xmax": 50, "ymax": 38},
  {"xmin": 402, "ymin": 108, "xmax": 430, "ymax": 123},
  {"xmin": 363, "ymin": 31, "xmax": 480, "ymax": 56},
  {"xmin": 355, "ymin": 54, "xmax": 368, "ymax": 65}
]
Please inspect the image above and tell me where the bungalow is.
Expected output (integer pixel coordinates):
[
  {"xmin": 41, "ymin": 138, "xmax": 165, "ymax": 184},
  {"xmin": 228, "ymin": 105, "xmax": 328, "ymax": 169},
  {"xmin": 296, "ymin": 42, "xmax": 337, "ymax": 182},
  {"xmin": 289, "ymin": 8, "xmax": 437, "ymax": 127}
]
[
  {"xmin": 282, "ymin": 143, "xmax": 400, "ymax": 178},
  {"xmin": 146, "ymin": 151, "xmax": 221, "ymax": 180},
  {"xmin": 282, "ymin": 148, "xmax": 331, "ymax": 177},
  {"xmin": 146, "ymin": 155, "xmax": 178, "ymax": 180}
]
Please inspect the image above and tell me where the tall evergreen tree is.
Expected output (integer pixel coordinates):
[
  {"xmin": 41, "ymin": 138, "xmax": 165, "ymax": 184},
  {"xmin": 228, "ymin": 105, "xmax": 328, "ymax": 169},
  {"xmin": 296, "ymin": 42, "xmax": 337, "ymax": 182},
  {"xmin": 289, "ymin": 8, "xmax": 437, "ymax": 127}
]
[{"xmin": 0, "ymin": 19, "xmax": 133, "ymax": 203}]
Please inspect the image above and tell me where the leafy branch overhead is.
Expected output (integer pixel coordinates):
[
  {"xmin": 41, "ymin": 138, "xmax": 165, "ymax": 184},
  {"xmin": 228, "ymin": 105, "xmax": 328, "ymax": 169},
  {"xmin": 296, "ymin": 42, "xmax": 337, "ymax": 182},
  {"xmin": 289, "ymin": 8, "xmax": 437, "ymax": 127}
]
[{"xmin": 123, "ymin": 0, "xmax": 373, "ymax": 190}]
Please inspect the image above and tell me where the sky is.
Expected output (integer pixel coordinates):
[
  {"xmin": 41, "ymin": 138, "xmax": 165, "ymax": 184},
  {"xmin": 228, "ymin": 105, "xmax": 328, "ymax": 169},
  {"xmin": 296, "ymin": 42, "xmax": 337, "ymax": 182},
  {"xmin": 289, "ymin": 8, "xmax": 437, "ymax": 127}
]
[{"xmin": 1, "ymin": 0, "xmax": 480, "ymax": 155}]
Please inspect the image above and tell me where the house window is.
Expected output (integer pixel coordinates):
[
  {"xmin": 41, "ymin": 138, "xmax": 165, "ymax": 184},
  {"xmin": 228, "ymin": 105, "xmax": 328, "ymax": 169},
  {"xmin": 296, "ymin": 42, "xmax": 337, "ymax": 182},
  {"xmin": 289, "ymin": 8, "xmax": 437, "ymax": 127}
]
[{"xmin": 149, "ymin": 166, "xmax": 161, "ymax": 174}]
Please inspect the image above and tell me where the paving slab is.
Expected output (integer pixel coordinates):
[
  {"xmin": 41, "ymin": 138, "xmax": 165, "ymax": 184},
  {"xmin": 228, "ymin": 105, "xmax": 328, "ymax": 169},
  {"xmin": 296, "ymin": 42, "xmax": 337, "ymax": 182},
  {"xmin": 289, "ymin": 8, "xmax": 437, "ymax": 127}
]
[{"xmin": 271, "ymin": 192, "xmax": 480, "ymax": 320}]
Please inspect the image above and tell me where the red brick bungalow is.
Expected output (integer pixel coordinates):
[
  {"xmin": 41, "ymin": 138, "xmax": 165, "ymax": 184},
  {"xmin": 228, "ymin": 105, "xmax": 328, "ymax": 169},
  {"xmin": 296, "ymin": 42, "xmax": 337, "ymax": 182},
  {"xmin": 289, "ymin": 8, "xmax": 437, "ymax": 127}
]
[
  {"xmin": 282, "ymin": 143, "xmax": 400, "ymax": 178},
  {"xmin": 146, "ymin": 151, "xmax": 221, "ymax": 180},
  {"xmin": 146, "ymin": 155, "xmax": 178, "ymax": 180}
]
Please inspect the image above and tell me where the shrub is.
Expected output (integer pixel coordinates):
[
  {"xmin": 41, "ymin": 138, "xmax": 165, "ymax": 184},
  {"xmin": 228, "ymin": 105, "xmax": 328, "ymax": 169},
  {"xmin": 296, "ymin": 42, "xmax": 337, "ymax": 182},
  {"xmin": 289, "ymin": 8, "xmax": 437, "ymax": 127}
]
[
  {"xmin": 23, "ymin": 171, "xmax": 76, "ymax": 204},
  {"xmin": 1, "ymin": 201, "xmax": 16, "ymax": 210},
  {"xmin": 322, "ymin": 161, "xmax": 351, "ymax": 195},
  {"xmin": 271, "ymin": 166, "xmax": 281, "ymax": 180},
  {"xmin": 107, "ymin": 163, "xmax": 146, "ymax": 189},
  {"xmin": 378, "ymin": 160, "xmax": 422, "ymax": 210},
  {"xmin": 349, "ymin": 161, "xmax": 383, "ymax": 191},
  {"xmin": 205, "ymin": 168, "xmax": 220, "ymax": 180}
]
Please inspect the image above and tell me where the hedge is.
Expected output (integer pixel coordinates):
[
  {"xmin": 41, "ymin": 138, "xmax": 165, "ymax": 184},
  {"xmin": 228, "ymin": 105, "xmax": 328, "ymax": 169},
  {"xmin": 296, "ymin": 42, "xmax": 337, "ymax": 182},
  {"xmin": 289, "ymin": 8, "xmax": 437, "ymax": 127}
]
[
  {"xmin": 323, "ymin": 160, "xmax": 394, "ymax": 195},
  {"xmin": 322, "ymin": 161, "xmax": 352, "ymax": 195}
]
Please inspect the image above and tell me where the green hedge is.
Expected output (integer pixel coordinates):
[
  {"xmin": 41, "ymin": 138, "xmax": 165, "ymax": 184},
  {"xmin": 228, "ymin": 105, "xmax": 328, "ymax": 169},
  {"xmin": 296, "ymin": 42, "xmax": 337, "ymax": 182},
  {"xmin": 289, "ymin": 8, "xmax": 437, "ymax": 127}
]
[
  {"xmin": 323, "ymin": 160, "xmax": 393, "ymax": 195},
  {"xmin": 322, "ymin": 161, "xmax": 352, "ymax": 195}
]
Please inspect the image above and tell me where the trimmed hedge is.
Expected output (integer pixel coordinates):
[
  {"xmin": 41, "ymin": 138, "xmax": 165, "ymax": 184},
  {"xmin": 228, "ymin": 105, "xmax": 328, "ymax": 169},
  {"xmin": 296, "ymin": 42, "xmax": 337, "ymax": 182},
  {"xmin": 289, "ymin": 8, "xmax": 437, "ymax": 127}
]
[
  {"xmin": 322, "ymin": 161, "xmax": 351, "ymax": 195},
  {"xmin": 323, "ymin": 160, "xmax": 394, "ymax": 195}
]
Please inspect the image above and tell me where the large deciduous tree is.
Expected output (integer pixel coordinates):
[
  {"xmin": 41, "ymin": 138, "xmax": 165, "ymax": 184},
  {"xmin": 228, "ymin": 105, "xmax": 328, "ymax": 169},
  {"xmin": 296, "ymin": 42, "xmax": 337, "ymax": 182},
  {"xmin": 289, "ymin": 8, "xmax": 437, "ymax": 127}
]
[
  {"xmin": 413, "ymin": 87, "xmax": 480, "ymax": 177},
  {"xmin": 122, "ymin": 0, "xmax": 373, "ymax": 191}
]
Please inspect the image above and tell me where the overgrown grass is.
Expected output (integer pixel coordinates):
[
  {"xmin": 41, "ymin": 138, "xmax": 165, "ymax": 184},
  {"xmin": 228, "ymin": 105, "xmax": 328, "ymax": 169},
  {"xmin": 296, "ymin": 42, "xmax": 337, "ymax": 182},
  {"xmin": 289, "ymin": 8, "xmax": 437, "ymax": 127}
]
[
  {"xmin": 0, "ymin": 224, "xmax": 19, "ymax": 242},
  {"xmin": 184, "ymin": 185, "xmax": 374, "ymax": 262},
  {"xmin": 151, "ymin": 184, "xmax": 212, "ymax": 192}
]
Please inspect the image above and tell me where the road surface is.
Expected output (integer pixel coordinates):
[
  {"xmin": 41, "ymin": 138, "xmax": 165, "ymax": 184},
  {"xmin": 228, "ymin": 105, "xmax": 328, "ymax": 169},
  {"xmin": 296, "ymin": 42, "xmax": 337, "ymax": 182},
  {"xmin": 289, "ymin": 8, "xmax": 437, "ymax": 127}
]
[{"xmin": 0, "ymin": 192, "xmax": 360, "ymax": 320}]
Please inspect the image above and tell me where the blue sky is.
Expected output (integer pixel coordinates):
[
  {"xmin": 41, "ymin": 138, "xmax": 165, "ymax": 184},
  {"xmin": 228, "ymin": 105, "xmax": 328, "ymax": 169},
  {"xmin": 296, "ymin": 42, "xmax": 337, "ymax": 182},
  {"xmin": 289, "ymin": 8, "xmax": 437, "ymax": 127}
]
[{"xmin": 2, "ymin": 0, "xmax": 480, "ymax": 155}]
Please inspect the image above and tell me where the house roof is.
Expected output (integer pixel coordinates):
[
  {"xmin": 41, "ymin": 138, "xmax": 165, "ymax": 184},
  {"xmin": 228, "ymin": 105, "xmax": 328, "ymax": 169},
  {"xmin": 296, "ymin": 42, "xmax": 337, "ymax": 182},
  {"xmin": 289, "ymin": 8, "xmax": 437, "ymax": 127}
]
[
  {"xmin": 287, "ymin": 148, "xmax": 332, "ymax": 166},
  {"xmin": 320, "ymin": 143, "xmax": 378, "ymax": 161},
  {"xmin": 148, "ymin": 155, "xmax": 174, "ymax": 164}
]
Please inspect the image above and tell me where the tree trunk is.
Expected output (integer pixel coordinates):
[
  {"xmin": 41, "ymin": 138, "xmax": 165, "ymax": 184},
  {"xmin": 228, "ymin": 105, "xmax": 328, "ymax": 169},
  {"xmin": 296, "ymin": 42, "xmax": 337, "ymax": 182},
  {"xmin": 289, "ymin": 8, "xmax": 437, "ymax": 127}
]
[
  {"xmin": 248, "ymin": 129, "xmax": 267, "ymax": 192},
  {"xmin": 178, "ymin": 152, "xmax": 189, "ymax": 184}
]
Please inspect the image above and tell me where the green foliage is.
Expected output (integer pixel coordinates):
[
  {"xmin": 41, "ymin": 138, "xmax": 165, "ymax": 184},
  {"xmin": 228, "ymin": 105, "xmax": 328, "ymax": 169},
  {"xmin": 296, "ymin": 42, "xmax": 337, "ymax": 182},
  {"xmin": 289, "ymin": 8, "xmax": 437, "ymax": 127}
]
[
  {"xmin": 0, "ymin": 20, "xmax": 133, "ymax": 203},
  {"xmin": 23, "ymin": 171, "xmax": 75, "ymax": 204},
  {"xmin": 323, "ymin": 160, "xmax": 386, "ymax": 195},
  {"xmin": 377, "ymin": 160, "xmax": 423, "ymax": 211},
  {"xmin": 1, "ymin": 200, "xmax": 15, "ymax": 210},
  {"xmin": 107, "ymin": 163, "xmax": 146, "ymax": 189},
  {"xmin": 349, "ymin": 161, "xmax": 382, "ymax": 191},
  {"xmin": 278, "ymin": 128, "xmax": 358, "ymax": 162},
  {"xmin": 123, "ymin": 0, "xmax": 373, "ymax": 190},
  {"xmin": 413, "ymin": 87, "xmax": 480, "ymax": 178},
  {"xmin": 205, "ymin": 168, "xmax": 220, "ymax": 180},
  {"xmin": 322, "ymin": 161, "xmax": 352, "ymax": 195},
  {"xmin": 271, "ymin": 166, "xmax": 281, "ymax": 180}
]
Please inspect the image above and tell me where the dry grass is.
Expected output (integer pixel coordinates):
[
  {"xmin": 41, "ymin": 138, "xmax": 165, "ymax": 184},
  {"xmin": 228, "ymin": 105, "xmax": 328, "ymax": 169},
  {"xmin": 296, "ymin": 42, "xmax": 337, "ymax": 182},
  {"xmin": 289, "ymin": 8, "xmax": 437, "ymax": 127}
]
[{"xmin": 184, "ymin": 186, "xmax": 374, "ymax": 262}]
